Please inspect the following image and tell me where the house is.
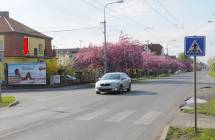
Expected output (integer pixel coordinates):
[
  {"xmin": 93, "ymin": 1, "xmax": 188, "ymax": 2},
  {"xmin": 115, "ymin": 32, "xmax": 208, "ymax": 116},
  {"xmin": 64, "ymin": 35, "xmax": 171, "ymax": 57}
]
[
  {"xmin": 55, "ymin": 48, "xmax": 79, "ymax": 69},
  {"xmin": 144, "ymin": 43, "xmax": 165, "ymax": 55},
  {"xmin": 55, "ymin": 48, "xmax": 79, "ymax": 58},
  {"xmin": 0, "ymin": 11, "xmax": 54, "ymax": 81}
]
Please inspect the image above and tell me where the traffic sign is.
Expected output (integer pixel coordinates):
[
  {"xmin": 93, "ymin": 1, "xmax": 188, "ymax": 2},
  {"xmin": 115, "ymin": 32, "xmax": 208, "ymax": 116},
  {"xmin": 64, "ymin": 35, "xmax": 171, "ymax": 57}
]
[{"xmin": 184, "ymin": 36, "xmax": 206, "ymax": 56}]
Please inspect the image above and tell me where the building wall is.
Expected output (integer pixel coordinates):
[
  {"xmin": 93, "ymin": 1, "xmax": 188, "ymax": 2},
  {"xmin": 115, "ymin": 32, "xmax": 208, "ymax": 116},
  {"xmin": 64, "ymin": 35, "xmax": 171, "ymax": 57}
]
[
  {"xmin": 4, "ymin": 33, "xmax": 23, "ymax": 57},
  {"xmin": 0, "ymin": 34, "xmax": 4, "ymax": 50},
  {"xmin": 5, "ymin": 57, "xmax": 43, "ymax": 63},
  {"xmin": 28, "ymin": 36, "xmax": 45, "ymax": 57},
  {"xmin": 45, "ymin": 38, "xmax": 53, "ymax": 57},
  {"xmin": 0, "ymin": 62, "xmax": 4, "ymax": 80},
  {"xmin": 0, "ymin": 33, "xmax": 54, "ymax": 81},
  {"xmin": 4, "ymin": 33, "xmax": 52, "ymax": 57},
  {"xmin": 0, "ymin": 35, "xmax": 5, "ymax": 80}
]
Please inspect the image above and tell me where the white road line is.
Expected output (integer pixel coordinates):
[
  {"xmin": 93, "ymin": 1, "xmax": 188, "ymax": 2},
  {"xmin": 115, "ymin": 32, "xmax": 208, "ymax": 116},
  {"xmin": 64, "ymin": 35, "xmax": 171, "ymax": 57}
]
[
  {"xmin": 0, "ymin": 121, "xmax": 45, "ymax": 139},
  {"xmin": 134, "ymin": 111, "xmax": 161, "ymax": 125},
  {"xmin": 76, "ymin": 109, "xmax": 109, "ymax": 121},
  {"xmin": 105, "ymin": 110, "xmax": 136, "ymax": 123}
]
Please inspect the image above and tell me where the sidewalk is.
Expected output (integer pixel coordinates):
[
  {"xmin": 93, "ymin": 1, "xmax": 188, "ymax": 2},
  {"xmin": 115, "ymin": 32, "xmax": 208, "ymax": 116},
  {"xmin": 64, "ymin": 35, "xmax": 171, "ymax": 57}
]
[
  {"xmin": 159, "ymin": 86, "xmax": 215, "ymax": 140},
  {"xmin": 2, "ymin": 83, "xmax": 95, "ymax": 93},
  {"xmin": 170, "ymin": 85, "xmax": 215, "ymax": 128},
  {"xmin": 170, "ymin": 111, "xmax": 215, "ymax": 129}
]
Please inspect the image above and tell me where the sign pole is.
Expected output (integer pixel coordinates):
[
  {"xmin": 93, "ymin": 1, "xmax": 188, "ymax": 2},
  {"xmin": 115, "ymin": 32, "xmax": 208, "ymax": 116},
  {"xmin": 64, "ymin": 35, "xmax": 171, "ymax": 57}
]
[
  {"xmin": 185, "ymin": 36, "xmax": 205, "ymax": 134},
  {"xmin": 0, "ymin": 83, "xmax": 2, "ymax": 102},
  {"xmin": 194, "ymin": 56, "xmax": 197, "ymax": 133}
]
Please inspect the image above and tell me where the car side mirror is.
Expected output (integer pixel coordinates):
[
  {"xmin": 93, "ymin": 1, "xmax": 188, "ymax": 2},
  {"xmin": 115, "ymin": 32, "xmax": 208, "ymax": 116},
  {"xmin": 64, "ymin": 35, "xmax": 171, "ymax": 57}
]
[{"xmin": 98, "ymin": 78, "xmax": 101, "ymax": 81}]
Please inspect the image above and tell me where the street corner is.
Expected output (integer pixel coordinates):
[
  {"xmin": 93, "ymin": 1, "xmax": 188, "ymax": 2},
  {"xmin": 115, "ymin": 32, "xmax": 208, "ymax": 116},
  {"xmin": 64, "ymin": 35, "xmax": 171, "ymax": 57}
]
[
  {"xmin": 0, "ymin": 96, "xmax": 19, "ymax": 108},
  {"xmin": 8, "ymin": 96, "xmax": 19, "ymax": 107}
]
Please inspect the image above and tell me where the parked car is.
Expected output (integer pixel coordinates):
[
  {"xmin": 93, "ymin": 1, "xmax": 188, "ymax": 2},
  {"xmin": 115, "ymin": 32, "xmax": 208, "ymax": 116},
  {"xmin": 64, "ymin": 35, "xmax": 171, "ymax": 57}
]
[
  {"xmin": 95, "ymin": 72, "xmax": 131, "ymax": 94},
  {"xmin": 61, "ymin": 74, "xmax": 77, "ymax": 85},
  {"xmin": 65, "ymin": 74, "xmax": 76, "ymax": 81}
]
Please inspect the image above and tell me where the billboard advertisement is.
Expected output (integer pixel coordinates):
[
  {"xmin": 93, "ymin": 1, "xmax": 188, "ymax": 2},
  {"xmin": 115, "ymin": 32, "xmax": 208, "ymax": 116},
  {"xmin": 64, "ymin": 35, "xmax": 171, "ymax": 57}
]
[{"xmin": 8, "ymin": 62, "xmax": 46, "ymax": 85}]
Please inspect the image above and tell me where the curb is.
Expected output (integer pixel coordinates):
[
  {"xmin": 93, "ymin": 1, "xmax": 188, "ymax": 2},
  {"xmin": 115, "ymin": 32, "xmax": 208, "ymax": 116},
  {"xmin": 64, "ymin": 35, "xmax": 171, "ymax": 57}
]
[
  {"xmin": 179, "ymin": 96, "xmax": 192, "ymax": 110},
  {"xmin": 8, "ymin": 97, "xmax": 19, "ymax": 107},
  {"xmin": 3, "ymin": 84, "xmax": 95, "ymax": 93},
  {"xmin": 159, "ymin": 125, "xmax": 169, "ymax": 140}
]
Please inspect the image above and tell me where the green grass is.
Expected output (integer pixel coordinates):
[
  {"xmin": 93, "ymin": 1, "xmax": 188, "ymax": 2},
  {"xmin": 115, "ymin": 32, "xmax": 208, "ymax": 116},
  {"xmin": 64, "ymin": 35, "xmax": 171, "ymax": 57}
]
[
  {"xmin": 131, "ymin": 77, "xmax": 147, "ymax": 83},
  {"xmin": 166, "ymin": 127, "xmax": 215, "ymax": 140},
  {"xmin": 132, "ymin": 73, "xmax": 171, "ymax": 83},
  {"xmin": 0, "ymin": 96, "xmax": 16, "ymax": 107},
  {"xmin": 208, "ymin": 71, "xmax": 215, "ymax": 77},
  {"xmin": 183, "ymin": 99, "xmax": 215, "ymax": 116}
]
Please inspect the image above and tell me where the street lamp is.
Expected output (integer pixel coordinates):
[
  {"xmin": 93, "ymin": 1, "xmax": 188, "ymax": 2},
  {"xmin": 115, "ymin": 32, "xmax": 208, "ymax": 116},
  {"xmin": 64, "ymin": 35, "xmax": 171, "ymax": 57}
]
[
  {"xmin": 208, "ymin": 20, "xmax": 215, "ymax": 23},
  {"xmin": 79, "ymin": 40, "xmax": 83, "ymax": 48},
  {"xmin": 166, "ymin": 40, "xmax": 176, "ymax": 56},
  {"xmin": 103, "ymin": 0, "xmax": 124, "ymax": 74}
]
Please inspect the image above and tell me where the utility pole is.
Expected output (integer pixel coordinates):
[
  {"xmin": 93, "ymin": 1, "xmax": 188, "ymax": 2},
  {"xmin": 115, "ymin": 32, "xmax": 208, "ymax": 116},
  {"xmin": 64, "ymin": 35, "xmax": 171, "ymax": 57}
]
[{"xmin": 103, "ymin": 0, "xmax": 124, "ymax": 74}]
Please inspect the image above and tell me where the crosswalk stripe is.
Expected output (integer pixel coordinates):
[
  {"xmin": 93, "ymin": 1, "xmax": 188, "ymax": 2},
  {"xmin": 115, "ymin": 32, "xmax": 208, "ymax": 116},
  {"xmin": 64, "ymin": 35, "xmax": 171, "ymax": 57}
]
[
  {"xmin": 134, "ymin": 111, "xmax": 161, "ymax": 125},
  {"xmin": 105, "ymin": 110, "xmax": 136, "ymax": 123},
  {"xmin": 76, "ymin": 109, "xmax": 109, "ymax": 121}
]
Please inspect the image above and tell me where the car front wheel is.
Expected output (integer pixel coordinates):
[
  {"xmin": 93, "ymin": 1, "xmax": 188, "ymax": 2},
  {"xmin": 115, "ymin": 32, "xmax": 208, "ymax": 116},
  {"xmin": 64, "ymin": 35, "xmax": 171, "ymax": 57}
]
[
  {"xmin": 96, "ymin": 91, "xmax": 101, "ymax": 94},
  {"xmin": 118, "ymin": 85, "xmax": 123, "ymax": 94},
  {"xmin": 127, "ymin": 83, "xmax": 131, "ymax": 92}
]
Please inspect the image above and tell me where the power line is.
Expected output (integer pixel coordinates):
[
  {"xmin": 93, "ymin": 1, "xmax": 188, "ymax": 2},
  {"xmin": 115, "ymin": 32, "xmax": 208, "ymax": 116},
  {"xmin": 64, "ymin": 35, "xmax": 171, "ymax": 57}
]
[
  {"xmin": 41, "ymin": 26, "xmax": 102, "ymax": 33},
  {"xmin": 143, "ymin": 0, "xmax": 179, "ymax": 29},
  {"xmin": 86, "ymin": 0, "xmax": 163, "ymax": 43},
  {"xmin": 156, "ymin": 0, "xmax": 183, "ymax": 29}
]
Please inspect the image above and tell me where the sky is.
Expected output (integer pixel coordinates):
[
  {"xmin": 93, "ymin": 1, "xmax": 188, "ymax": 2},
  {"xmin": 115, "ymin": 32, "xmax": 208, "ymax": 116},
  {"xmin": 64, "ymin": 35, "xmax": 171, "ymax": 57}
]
[{"xmin": 1, "ymin": 0, "xmax": 215, "ymax": 63}]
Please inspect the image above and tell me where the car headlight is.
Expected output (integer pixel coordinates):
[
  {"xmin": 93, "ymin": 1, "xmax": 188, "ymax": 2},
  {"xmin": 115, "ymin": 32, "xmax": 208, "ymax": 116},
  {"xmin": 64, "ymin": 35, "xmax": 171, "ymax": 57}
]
[{"xmin": 95, "ymin": 82, "xmax": 99, "ymax": 87}]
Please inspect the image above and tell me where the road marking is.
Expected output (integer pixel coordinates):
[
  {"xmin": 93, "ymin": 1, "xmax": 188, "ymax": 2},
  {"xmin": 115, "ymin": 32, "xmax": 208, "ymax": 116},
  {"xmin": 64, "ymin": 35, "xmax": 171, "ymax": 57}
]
[
  {"xmin": 134, "ymin": 111, "xmax": 161, "ymax": 125},
  {"xmin": 52, "ymin": 108, "xmax": 89, "ymax": 119},
  {"xmin": 76, "ymin": 109, "xmax": 109, "ymax": 121},
  {"xmin": 105, "ymin": 110, "xmax": 136, "ymax": 123},
  {"xmin": 0, "ymin": 121, "xmax": 45, "ymax": 138}
]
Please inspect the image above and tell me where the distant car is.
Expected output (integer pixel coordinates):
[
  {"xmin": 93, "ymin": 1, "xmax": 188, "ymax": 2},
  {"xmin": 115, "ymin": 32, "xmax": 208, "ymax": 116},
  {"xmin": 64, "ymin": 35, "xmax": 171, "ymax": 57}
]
[
  {"xmin": 95, "ymin": 72, "xmax": 131, "ymax": 94},
  {"xmin": 65, "ymin": 75, "xmax": 76, "ymax": 81}
]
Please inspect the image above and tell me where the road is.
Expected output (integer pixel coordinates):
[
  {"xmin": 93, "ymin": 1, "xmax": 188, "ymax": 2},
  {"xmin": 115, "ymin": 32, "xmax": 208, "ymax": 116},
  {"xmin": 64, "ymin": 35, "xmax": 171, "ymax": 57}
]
[{"xmin": 0, "ymin": 71, "xmax": 214, "ymax": 140}]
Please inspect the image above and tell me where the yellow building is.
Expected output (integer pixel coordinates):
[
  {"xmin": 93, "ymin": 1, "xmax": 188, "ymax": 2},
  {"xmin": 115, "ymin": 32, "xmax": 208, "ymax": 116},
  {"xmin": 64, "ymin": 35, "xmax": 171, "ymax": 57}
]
[{"xmin": 0, "ymin": 11, "xmax": 56, "ymax": 82}]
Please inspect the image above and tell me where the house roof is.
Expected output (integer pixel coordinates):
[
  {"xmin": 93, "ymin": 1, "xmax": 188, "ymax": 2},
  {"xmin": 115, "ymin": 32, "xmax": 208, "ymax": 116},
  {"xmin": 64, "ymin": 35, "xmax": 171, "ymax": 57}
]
[
  {"xmin": 147, "ymin": 44, "xmax": 164, "ymax": 55},
  {"xmin": 56, "ymin": 48, "xmax": 80, "ymax": 55},
  {"xmin": 0, "ymin": 11, "xmax": 52, "ymax": 39}
]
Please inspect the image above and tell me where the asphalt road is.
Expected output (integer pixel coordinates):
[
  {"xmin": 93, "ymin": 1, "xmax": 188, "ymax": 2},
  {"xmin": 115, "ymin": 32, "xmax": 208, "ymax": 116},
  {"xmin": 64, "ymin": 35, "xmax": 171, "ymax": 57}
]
[{"xmin": 0, "ymin": 71, "xmax": 214, "ymax": 140}]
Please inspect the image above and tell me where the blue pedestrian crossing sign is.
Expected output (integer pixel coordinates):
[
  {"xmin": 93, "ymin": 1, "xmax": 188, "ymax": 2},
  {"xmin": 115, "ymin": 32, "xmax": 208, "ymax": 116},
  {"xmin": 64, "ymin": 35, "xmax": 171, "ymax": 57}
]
[{"xmin": 184, "ymin": 36, "xmax": 206, "ymax": 56}]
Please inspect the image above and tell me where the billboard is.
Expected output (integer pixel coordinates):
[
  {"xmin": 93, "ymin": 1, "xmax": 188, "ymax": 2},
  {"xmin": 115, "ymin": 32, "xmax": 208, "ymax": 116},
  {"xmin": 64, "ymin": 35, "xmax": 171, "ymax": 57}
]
[{"xmin": 8, "ymin": 62, "xmax": 46, "ymax": 85}]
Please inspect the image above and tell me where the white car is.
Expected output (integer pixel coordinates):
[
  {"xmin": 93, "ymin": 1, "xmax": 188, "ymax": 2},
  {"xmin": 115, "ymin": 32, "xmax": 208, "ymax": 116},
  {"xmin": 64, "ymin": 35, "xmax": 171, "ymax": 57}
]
[{"xmin": 95, "ymin": 72, "xmax": 131, "ymax": 94}]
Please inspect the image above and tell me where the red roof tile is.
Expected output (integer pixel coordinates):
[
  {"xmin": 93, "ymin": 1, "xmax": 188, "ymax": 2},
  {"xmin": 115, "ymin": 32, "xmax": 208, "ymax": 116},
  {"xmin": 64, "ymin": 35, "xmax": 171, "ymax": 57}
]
[
  {"xmin": 0, "ymin": 12, "xmax": 51, "ymax": 39},
  {"xmin": 147, "ymin": 44, "xmax": 164, "ymax": 55}
]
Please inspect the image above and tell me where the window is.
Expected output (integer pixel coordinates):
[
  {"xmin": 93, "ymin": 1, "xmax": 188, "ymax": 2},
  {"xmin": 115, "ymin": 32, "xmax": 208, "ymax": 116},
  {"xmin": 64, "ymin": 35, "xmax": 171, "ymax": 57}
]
[
  {"xmin": 39, "ymin": 44, "xmax": 43, "ymax": 54},
  {"xmin": 34, "ymin": 48, "xmax": 38, "ymax": 56},
  {"xmin": 0, "ymin": 40, "xmax": 4, "ymax": 51},
  {"xmin": 0, "ymin": 52, "xmax": 3, "ymax": 61},
  {"xmin": 0, "ymin": 40, "xmax": 4, "ymax": 61}
]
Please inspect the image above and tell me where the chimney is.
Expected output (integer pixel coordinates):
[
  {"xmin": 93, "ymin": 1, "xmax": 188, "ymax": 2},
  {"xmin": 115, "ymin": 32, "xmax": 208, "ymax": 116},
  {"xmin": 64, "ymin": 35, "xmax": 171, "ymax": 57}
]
[{"xmin": 0, "ymin": 11, "xmax": 9, "ymax": 18}]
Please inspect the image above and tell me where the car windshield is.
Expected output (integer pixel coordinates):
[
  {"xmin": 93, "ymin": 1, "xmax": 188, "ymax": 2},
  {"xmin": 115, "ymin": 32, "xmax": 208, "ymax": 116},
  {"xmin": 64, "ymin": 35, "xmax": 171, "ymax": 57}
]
[{"xmin": 101, "ymin": 74, "xmax": 120, "ymax": 80}]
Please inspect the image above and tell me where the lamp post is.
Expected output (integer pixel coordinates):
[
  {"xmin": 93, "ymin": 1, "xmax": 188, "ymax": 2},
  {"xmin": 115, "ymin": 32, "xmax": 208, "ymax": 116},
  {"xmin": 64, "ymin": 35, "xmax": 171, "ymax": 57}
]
[
  {"xmin": 103, "ymin": 0, "xmax": 124, "ymax": 74},
  {"xmin": 79, "ymin": 40, "xmax": 83, "ymax": 48},
  {"xmin": 166, "ymin": 40, "xmax": 176, "ymax": 56},
  {"xmin": 208, "ymin": 20, "xmax": 215, "ymax": 23}
]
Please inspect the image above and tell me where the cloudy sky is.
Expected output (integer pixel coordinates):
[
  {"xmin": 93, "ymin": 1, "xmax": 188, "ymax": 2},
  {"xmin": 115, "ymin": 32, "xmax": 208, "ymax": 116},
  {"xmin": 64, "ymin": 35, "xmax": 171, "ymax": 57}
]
[{"xmin": 1, "ymin": 0, "xmax": 215, "ymax": 62}]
